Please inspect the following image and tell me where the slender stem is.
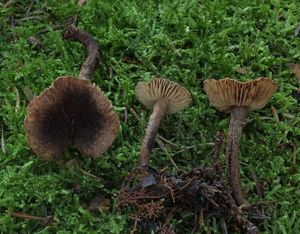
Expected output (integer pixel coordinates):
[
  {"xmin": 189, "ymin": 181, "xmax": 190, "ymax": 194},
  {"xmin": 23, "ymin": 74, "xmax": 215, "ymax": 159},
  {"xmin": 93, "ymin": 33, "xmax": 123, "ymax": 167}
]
[
  {"xmin": 63, "ymin": 26, "xmax": 100, "ymax": 80},
  {"xmin": 226, "ymin": 107, "xmax": 249, "ymax": 206},
  {"xmin": 140, "ymin": 100, "xmax": 168, "ymax": 166}
]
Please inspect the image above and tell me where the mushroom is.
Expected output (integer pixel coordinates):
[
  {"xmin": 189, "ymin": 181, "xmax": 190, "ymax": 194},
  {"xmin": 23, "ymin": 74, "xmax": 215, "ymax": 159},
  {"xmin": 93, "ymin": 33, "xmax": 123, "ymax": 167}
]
[
  {"xmin": 204, "ymin": 77, "xmax": 277, "ymax": 205},
  {"xmin": 24, "ymin": 27, "xmax": 119, "ymax": 160},
  {"xmin": 135, "ymin": 78, "xmax": 192, "ymax": 166}
]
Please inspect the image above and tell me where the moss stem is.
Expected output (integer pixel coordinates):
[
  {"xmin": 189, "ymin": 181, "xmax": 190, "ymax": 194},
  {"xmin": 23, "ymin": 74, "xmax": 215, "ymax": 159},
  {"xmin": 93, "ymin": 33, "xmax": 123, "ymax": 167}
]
[
  {"xmin": 140, "ymin": 100, "xmax": 168, "ymax": 166},
  {"xmin": 226, "ymin": 106, "xmax": 249, "ymax": 206}
]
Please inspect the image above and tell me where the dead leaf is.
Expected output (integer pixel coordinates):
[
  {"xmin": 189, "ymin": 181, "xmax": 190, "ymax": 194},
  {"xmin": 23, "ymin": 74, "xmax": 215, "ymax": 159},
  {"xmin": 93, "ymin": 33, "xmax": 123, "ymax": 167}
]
[
  {"xmin": 142, "ymin": 174, "xmax": 157, "ymax": 188},
  {"xmin": 27, "ymin": 36, "xmax": 42, "ymax": 48},
  {"xmin": 271, "ymin": 106, "xmax": 279, "ymax": 122},
  {"xmin": 78, "ymin": 0, "xmax": 88, "ymax": 6},
  {"xmin": 88, "ymin": 193, "xmax": 111, "ymax": 213},
  {"xmin": 286, "ymin": 63, "xmax": 300, "ymax": 84},
  {"xmin": 234, "ymin": 66, "xmax": 252, "ymax": 74}
]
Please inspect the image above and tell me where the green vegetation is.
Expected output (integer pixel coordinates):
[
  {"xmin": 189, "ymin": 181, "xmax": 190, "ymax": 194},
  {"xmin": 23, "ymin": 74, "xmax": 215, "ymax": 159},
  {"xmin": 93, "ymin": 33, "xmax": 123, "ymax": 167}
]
[{"xmin": 0, "ymin": 0, "xmax": 299, "ymax": 233}]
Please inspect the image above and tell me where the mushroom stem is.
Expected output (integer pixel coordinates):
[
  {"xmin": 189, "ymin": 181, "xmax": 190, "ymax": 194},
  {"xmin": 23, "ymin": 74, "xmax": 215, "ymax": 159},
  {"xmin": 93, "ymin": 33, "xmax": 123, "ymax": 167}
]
[
  {"xmin": 226, "ymin": 106, "xmax": 249, "ymax": 206},
  {"xmin": 63, "ymin": 26, "xmax": 100, "ymax": 80},
  {"xmin": 140, "ymin": 100, "xmax": 168, "ymax": 166}
]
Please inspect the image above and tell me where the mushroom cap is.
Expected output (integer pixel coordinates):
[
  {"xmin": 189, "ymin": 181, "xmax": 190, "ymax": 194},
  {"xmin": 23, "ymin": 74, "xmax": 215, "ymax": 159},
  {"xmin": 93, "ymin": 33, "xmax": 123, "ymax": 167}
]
[
  {"xmin": 203, "ymin": 77, "xmax": 277, "ymax": 112},
  {"xmin": 25, "ymin": 76, "xmax": 119, "ymax": 160},
  {"xmin": 135, "ymin": 78, "xmax": 192, "ymax": 113}
]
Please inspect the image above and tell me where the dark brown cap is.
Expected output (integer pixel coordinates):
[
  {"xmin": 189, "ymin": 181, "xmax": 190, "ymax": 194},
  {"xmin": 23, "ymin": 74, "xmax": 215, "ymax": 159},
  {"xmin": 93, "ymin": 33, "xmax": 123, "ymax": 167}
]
[
  {"xmin": 135, "ymin": 78, "xmax": 192, "ymax": 113},
  {"xmin": 204, "ymin": 77, "xmax": 277, "ymax": 112},
  {"xmin": 25, "ymin": 76, "xmax": 119, "ymax": 160}
]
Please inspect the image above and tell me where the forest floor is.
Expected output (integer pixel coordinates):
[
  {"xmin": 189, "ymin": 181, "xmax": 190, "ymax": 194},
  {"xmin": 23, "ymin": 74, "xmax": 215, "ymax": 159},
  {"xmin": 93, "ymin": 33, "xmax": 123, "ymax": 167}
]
[{"xmin": 0, "ymin": 1, "xmax": 299, "ymax": 233}]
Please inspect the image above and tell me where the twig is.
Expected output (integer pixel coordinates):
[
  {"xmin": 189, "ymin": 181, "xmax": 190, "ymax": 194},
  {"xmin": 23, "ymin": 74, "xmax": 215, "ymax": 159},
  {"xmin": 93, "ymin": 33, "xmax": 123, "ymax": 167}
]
[
  {"xmin": 251, "ymin": 171, "xmax": 263, "ymax": 199},
  {"xmin": 157, "ymin": 134, "xmax": 180, "ymax": 149},
  {"xmin": 130, "ymin": 216, "xmax": 139, "ymax": 234},
  {"xmin": 79, "ymin": 168, "xmax": 102, "ymax": 180},
  {"xmin": 124, "ymin": 108, "xmax": 128, "ymax": 124},
  {"xmin": 15, "ymin": 16, "xmax": 41, "ymax": 23},
  {"xmin": 130, "ymin": 108, "xmax": 141, "ymax": 121},
  {"xmin": 8, "ymin": 211, "xmax": 56, "ymax": 225}
]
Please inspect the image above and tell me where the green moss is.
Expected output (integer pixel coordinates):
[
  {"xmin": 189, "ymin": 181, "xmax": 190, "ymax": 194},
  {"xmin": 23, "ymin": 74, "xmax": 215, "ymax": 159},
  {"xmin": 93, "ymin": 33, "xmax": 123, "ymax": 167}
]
[{"xmin": 0, "ymin": 0, "xmax": 299, "ymax": 233}]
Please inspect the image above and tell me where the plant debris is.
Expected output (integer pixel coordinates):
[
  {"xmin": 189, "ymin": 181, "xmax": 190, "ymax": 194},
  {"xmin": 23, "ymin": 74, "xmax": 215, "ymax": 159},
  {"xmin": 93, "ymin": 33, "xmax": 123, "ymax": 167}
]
[
  {"xmin": 7, "ymin": 211, "xmax": 57, "ymax": 226},
  {"xmin": 118, "ymin": 165, "xmax": 264, "ymax": 233},
  {"xmin": 88, "ymin": 192, "xmax": 111, "ymax": 213},
  {"xmin": 118, "ymin": 132, "xmax": 265, "ymax": 233},
  {"xmin": 287, "ymin": 63, "xmax": 300, "ymax": 84}
]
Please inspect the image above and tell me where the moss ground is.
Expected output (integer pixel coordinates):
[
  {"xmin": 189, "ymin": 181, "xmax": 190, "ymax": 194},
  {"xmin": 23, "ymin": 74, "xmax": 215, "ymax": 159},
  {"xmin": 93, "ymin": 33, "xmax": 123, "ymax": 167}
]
[{"xmin": 0, "ymin": 1, "xmax": 299, "ymax": 233}]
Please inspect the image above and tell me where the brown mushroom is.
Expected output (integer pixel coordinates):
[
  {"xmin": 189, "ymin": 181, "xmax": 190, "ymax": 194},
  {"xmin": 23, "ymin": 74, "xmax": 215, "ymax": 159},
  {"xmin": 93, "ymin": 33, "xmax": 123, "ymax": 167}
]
[
  {"xmin": 24, "ymin": 27, "xmax": 119, "ymax": 160},
  {"xmin": 135, "ymin": 78, "xmax": 192, "ymax": 166},
  {"xmin": 204, "ymin": 77, "xmax": 277, "ymax": 205}
]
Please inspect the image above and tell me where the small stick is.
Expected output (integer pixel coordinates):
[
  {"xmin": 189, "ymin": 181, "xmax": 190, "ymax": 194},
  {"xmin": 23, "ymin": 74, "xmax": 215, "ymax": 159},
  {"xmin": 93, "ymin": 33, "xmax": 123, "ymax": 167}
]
[
  {"xmin": 124, "ymin": 108, "xmax": 128, "ymax": 124},
  {"xmin": 130, "ymin": 216, "xmax": 139, "ymax": 234},
  {"xmin": 79, "ymin": 168, "xmax": 102, "ymax": 180},
  {"xmin": 157, "ymin": 134, "xmax": 180, "ymax": 148},
  {"xmin": 15, "ymin": 16, "xmax": 41, "ymax": 23},
  {"xmin": 8, "ymin": 211, "xmax": 56, "ymax": 225},
  {"xmin": 130, "ymin": 108, "xmax": 141, "ymax": 121},
  {"xmin": 64, "ymin": 26, "xmax": 100, "ymax": 80}
]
